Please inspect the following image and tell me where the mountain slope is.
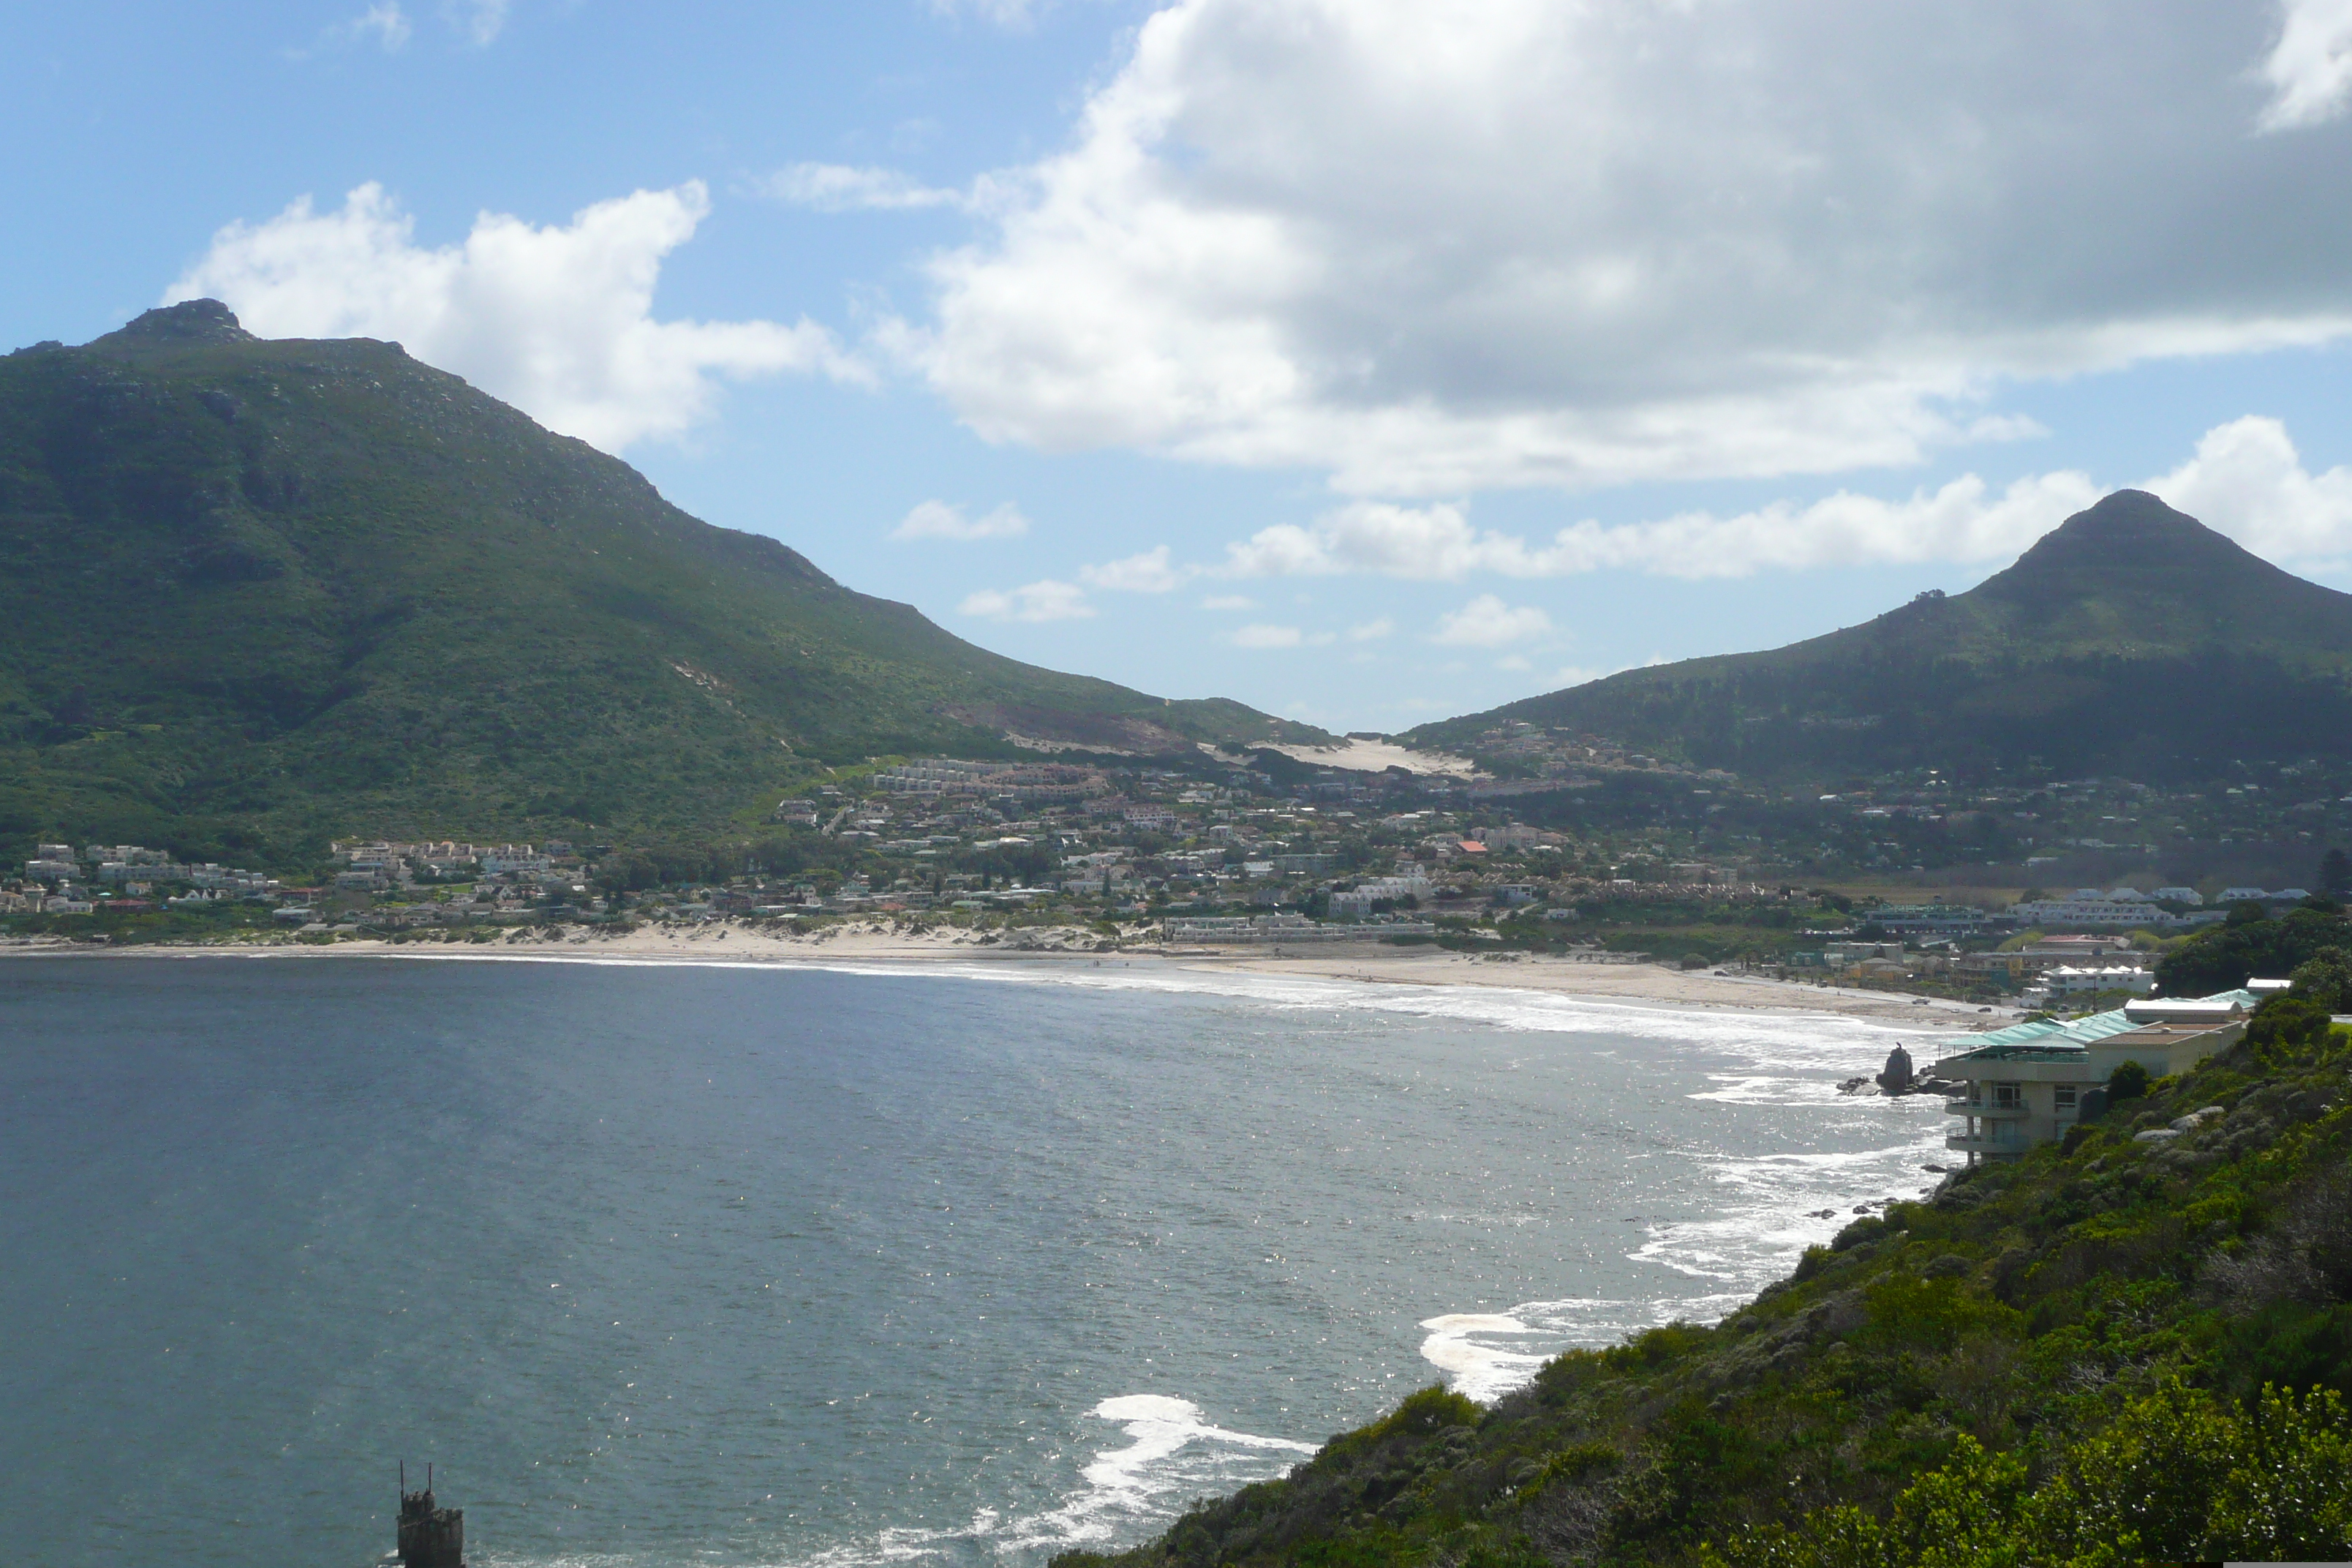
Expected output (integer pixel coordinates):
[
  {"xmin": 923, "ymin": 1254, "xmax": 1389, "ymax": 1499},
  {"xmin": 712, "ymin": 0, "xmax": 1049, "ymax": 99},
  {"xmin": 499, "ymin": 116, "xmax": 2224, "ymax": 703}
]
[
  {"xmin": 1409, "ymin": 491, "xmax": 2352, "ymax": 780},
  {"xmin": 0, "ymin": 301, "xmax": 1321, "ymax": 859}
]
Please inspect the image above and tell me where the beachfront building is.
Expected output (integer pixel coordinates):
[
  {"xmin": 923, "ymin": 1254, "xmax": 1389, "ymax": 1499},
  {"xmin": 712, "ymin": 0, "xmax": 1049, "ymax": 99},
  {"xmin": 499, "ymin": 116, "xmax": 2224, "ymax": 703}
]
[
  {"xmin": 2008, "ymin": 889, "xmax": 2225, "ymax": 930},
  {"xmin": 1163, "ymin": 912, "xmax": 1436, "ymax": 945},
  {"xmin": 1930, "ymin": 993, "xmax": 2252, "ymax": 1164},
  {"xmin": 2028, "ymin": 964, "xmax": 2156, "ymax": 1002},
  {"xmin": 1329, "ymin": 872, "xmax": 1434, "ymax": 919}
]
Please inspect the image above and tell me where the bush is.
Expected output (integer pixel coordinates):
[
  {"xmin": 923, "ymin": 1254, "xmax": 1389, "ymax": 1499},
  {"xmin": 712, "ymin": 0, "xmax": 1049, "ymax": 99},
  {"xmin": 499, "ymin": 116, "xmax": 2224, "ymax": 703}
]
[
  {"xmin": 1681, "ymin": 952, "xmax": 1709, "ymax": 970},
  {"xmin": 1703, "ymin": 1383, "xmax": 2352, "ymax": 1567},
  {"xmin": 2109, "ymin": 1059, "xmax": 2151, "ymax": 1103}
]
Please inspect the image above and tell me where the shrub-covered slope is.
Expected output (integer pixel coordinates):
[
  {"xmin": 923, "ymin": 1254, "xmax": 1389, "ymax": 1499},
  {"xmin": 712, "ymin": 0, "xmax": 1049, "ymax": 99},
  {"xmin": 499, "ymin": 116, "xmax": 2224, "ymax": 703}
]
[
  {"xmin": 1068, "ymin": 1001, "xmax": 2352, "ymax": 1567},
  {"xmin": 1408, "ymin": 490, "xmax": 2352, "ymax": 782},
  {"xmin": 0, "ymin": 301, "xmax": 1321, "ymax": 861}
]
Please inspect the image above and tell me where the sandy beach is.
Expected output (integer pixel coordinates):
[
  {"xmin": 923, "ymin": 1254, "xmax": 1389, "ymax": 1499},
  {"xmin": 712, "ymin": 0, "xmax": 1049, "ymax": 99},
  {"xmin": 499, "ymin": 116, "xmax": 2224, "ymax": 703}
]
[{"xmin": 4, "ymin": 919, "xmax": 2014, "ymax": 1032}]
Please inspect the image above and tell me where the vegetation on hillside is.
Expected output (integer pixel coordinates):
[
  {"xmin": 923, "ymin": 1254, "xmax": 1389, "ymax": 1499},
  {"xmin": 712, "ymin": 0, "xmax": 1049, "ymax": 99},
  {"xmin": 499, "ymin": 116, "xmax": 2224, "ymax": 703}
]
[
  {"xmin": 1409, "ymin": 491, "xmax": 2352, "ymax": 782},
  {"xmin": 0, "ymin": 301, "xmax": 1319, "ymax": 867},
  {"xmin": 2155, "ymin": 896, "xmax": 2352, "ymax": 995},
  {"xmin": 1061, "ymin": 995, "xmax": 2352, "ymax": 1567}
]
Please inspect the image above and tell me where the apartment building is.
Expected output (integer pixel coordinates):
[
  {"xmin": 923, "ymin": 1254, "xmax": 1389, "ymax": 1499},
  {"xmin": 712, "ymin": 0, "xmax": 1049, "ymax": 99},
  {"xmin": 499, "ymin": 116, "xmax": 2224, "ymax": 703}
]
[{"xmin": 1930, "ymin": 993, "xmax": 2252, "ymax": 1164}]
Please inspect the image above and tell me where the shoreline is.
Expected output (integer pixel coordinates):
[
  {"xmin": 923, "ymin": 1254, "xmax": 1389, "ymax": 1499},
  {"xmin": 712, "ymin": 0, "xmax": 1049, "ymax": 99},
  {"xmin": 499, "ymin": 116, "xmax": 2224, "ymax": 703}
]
[{"xmin": 1, "ymin": 920, "xmax": 2015, "ymax": 1030}]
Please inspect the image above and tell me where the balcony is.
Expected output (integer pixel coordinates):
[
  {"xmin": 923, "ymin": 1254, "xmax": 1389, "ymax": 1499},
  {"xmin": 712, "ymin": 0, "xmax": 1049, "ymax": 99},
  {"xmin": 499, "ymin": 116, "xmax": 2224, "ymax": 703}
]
[
  {"xmin": 1945, "ymin": 1131, "xmax": 2031, "ymax": 1156},
  {"xmin": 1942, "ymin": 1099, "xmax": 2027, "ymax": 1119}
]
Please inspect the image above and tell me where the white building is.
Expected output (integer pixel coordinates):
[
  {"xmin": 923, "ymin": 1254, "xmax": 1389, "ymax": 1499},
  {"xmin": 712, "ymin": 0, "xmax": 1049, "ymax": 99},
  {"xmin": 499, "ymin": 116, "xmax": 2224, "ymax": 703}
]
[
  {"xmin": 1930, "ymin": 992, "xmax": 2250, "ymax": 1164},
  {"xmin": 1329, "ymin": 873, "xmax": 1433, "ymax": 919},
  {"xmin": 1164, "ymin": 913, "xmax": 1436, "ymax": 945},
  {"xmin": 2215, "ymin": 886, "xmax": 2308, "ymax": 905},
  {"xmin": 2032, "ymin": 965, "xmax": 2155, "ymax": 1000},
  {"xmin": 2010, "ymin": 889, "xmax": 2219, "ymax": 930}
]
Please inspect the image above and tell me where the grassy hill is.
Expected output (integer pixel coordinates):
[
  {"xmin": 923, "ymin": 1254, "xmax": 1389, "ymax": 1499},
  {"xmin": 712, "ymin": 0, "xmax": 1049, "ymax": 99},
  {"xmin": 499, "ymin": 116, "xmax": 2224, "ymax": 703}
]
[
  {"xmin": 1409, "ymin": 490, "xmax": 2352, "ymax": 782},
  {"xmin": 0, "ymin": 300, "xmax": 1322, "ymax": 864},
  {"xmin": 1064, "ymin": 958, "xmax": 2352, "ymax": 1566}
]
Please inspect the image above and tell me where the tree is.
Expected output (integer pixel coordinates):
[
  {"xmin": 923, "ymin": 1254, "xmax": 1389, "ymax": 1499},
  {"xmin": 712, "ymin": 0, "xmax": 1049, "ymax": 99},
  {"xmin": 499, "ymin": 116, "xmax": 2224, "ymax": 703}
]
[
  {"xmin": 2323, "ymin": 847, "xmax": 2352, "ymax": 901},
  {"xmin": 2157, "ymin": 905, "xmax": 2352, "ymax": 995},
  {"xmin": 2289, "ymin": 945, "xmax": 2352, "ymax": 1011}
]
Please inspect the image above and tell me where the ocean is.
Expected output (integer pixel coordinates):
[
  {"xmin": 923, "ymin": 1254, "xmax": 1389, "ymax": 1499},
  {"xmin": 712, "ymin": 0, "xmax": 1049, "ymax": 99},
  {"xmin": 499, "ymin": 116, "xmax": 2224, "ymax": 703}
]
[{"xmin": 0, "ymin": 954, "xmax": 1946, "ymax": 1567}]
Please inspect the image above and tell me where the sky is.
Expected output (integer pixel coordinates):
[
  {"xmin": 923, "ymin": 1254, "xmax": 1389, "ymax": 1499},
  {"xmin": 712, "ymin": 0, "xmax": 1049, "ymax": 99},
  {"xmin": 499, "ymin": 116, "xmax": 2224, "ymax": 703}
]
[{"xmin": 9, "ymin": 1, "xmax": 2352, "ymax": 734}]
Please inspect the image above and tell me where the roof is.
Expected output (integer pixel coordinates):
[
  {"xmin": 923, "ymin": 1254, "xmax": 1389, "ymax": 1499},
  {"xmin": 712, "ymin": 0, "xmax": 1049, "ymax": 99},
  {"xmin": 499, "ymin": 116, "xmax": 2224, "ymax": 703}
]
[
  {"xmin": 1930, "ymin": 989, "xmax": 2254, "ymax": 1066},
  {"xmin": 2124, "ymin": 998, "xmax": 2245, "ymax": 1022}
]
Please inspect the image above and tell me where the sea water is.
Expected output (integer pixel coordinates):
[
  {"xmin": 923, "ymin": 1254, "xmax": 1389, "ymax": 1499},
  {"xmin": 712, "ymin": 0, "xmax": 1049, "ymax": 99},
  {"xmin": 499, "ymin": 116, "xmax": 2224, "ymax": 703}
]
[{"xmin": 0, "ymin": 955, "xmax": 1948, "ymax": 1567}]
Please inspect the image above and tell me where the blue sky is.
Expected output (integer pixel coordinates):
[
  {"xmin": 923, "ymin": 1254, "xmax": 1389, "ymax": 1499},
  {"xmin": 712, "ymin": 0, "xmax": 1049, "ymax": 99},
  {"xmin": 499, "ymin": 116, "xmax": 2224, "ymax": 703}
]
[{"xmin": 10, "ymin": 1, "xmax": 2352, "ymax": 732}]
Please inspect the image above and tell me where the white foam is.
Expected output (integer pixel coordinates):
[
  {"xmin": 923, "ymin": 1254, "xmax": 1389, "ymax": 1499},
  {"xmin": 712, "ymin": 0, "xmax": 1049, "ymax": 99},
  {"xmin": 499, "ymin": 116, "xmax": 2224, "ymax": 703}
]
[
  {"xmin": 1417, "ymin": 1314, "xmax": 1551, "ymax": 1403},
  {"xmin": 1417, "ymin": 1292, "xmax": 1761, "ymax": 1401},
  {"xmin": 695, "ymin": 1391, "xmax": 1316, "ymax": 1568},
  {"xmin": 1078, "ymin": 1395, "xmax": 1315, "ymax": 1498},
  {"xmin": 358, "ymin": 946, "xmax": 1926, "ymax": 1067}
]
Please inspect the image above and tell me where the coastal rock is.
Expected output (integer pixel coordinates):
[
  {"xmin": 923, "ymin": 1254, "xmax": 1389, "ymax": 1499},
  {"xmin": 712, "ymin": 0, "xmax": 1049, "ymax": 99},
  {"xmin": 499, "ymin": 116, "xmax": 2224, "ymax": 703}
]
[{"xmin": 1877, "ymin": 1044, "xmax": 1915, "ymax": 1093}]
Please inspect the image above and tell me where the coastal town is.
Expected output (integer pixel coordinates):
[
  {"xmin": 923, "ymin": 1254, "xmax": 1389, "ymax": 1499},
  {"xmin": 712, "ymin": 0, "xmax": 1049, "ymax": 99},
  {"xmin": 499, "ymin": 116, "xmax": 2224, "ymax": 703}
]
[{"xmin": 9, "ymin": 724, "xmax": 2350, "ymax": 1013}]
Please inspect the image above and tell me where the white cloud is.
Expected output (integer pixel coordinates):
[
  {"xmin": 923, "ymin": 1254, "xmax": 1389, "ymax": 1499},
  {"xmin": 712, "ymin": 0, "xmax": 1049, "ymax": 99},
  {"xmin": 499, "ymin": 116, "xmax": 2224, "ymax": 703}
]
[
  {"xmin": 1346, "ymin": 617, "xmax": 1392, "ymax": 642},
  {"xmin": 760, "ymin": 163, "xmax": 968, "ymax": 213},
  {"xmin": 2260, "ymin": 0, "xmax": 2352, "ymax": 129},
  {"xmin": 452, "ymin": 0, "xmax": 509, "ymax": 46},
  {"xmin": 1221, "ymin": 479, "xmax": 2103, "ymax": 582},
  {"xmin": 930, "ymin": 0, "xmax": 1045, "ymax": 27},
  {"xmin": 1225, "ymin": 502, "xmax": 1491, "ymax": 579},
  {"xmin": 960, "ymin": 579, "xmax": 1093, "ymax": 621},
  {"xmin": 902, "ymin": 0, "xmax": 2352, "ymax": 494},
  {"xmin": 1230, "ymin": 623, "xmax": 1307, "ymax": 648},
  {"xmin": 294, "ymin": 2, "xmax": 410, "ymax": 55},
  {"xmin": 1199, "ymin": 593, "xmax": 1256, "ymax": 611},
  {"xmin": 1232, "ymin": 620, "xmax": 1308, "ymax": 649},
  {"xmin": 351, "ymin": 3, "xmax": 410, "ymax": 48},
  {"xmin": 1184, "ymin": 416, "xmax": 2352, "ymax": 584},
  {"xmin": 1432, "ymin": 595, "xmax": 1551, "ymax": 648},
  {"xmin": 1079, "ymin": 545, "xmax": 1187, "ymax": 592},
  {"xmin": 167, "ymin": 181, "xmax": 862, "ymax": 451},
  {"xmin": 2143, "ymin": 417, "xmax": 2352, "ymax": 557},
  {"xmin": 893, "ymin": 500, "xmax": 1029, "ymax": 540}
]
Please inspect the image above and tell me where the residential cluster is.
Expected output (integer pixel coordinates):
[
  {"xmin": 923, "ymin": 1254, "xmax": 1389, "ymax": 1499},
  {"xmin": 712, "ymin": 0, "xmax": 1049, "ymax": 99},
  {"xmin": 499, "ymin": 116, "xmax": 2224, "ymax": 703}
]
[
  {"xmin": 4, "ymin": 843, "xmax": 281, "ymax": 916},
  {"xmin": 10, "ymin": 724, "xmax": 2351, "ymax": 977},
  {"xmin": 0, "ymin": 838, "xmax": 596, "ymax": 935}
]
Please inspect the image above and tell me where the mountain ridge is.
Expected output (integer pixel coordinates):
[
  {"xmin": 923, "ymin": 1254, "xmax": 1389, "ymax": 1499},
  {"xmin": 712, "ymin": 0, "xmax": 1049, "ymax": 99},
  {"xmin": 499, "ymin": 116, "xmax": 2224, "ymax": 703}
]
[
  {"xmin": 0, "ymin": 301, "xmax": 1323, "ymax": 861},
  {"xmin": 1409, "ymin": 489, "xmax": 2352, "ymax": 781}
]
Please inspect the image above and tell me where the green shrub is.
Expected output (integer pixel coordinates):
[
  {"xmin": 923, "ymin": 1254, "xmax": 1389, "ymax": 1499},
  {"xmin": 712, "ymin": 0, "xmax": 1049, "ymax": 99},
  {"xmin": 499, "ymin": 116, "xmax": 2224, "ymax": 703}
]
[
  {"xmin": 2250, "ymin": 994, "xmax": 2335, "ymax": 1056},
  {"xmin": 1703, "ymin": 1382, "xmax": 2352, "ymax": 1567},
  {"xmin": 2109, "ymin": 1059, "xmax": 2151, "ymax": 1102}
]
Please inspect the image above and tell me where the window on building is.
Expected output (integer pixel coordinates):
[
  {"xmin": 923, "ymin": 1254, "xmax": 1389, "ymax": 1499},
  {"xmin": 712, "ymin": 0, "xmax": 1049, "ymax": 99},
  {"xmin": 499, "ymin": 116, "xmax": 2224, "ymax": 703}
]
[
  {"xmin": 2054, "ymin": 1085, "xmax": 2078, "ymax": 1113},
  {"xmin": 1991, "ymin": 1082, "xmax": 2022, "ymax": 1109}
]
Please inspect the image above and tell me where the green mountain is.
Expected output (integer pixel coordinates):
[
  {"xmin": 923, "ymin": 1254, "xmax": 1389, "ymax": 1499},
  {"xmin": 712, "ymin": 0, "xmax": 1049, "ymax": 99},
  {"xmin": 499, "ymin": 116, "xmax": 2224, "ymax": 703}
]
[
  {"xmin": 0, "ymin": 300, "xmax": 1322, "ymax": 861},
  {"xmin": 1409, "ymin": 490, "xmax": 2352, "ymax": 781},
  {"xmin": 1067, "ymin": 969, "xmax": 2352, "ymax": 1567}
]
